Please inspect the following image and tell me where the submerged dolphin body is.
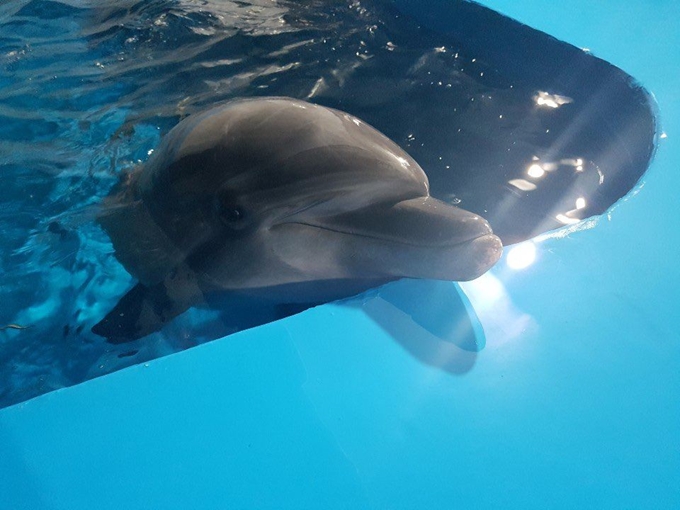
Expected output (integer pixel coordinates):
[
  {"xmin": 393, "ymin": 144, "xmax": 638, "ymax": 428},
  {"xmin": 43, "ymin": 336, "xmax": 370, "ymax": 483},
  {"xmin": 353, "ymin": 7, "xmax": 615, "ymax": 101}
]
[{"xmin": 93, "ymin": 97, "xmax": 501, "ymax": 342}]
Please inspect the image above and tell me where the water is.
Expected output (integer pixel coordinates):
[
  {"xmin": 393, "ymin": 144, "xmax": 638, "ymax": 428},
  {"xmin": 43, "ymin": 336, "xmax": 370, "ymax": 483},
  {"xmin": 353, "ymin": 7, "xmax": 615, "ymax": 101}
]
[
  {"xmin": 0, "ymin": 0, "xmax": 654, "ymax": 408},
  {"xmin": 1, "ymin": 1, "xmax": 678, "ymax": 508}
]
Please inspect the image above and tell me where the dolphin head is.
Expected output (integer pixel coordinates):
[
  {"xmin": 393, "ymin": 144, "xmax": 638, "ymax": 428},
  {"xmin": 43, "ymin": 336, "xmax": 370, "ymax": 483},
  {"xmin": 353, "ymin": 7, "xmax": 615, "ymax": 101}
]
[{"xmin": 131, "ymin": 98, "xmax": 501, "ymax": 298}]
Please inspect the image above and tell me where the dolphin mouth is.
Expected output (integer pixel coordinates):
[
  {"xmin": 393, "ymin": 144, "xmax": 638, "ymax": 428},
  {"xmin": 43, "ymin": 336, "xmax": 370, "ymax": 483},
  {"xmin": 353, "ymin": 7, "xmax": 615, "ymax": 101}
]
[
  {"xmin": 281, "ymin": 220, "xmax": 496, "ymax": 249},
  {"xmin": 277, "ymin": 196, "xmax": 499, "ymax": 250},
  {"xmin": 272, "ymin": 196, "xmax": 503, "ymax": 281}
]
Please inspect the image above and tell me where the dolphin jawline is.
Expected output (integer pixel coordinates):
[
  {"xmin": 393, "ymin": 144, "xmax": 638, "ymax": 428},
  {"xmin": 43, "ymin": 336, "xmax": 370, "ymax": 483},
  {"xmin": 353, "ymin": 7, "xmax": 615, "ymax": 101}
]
[{"xmin": 277, "ymin": 220, "xmax": 498, "ymax": 249}]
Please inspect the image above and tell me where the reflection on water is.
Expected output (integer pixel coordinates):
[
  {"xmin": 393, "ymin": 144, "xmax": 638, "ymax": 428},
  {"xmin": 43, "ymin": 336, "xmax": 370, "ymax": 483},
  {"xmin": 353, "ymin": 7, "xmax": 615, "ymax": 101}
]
[
  {"xmin": 506, "ymin": 242, "xmax": 537, "ymax": 270},
  {"xmin": 460, "ymin": 272, "xmax": 537, "ymax": 347},
  {"xmin": 0, "ymin": 0, "xmax": 655, "ymax": 407},
  {"xmin": 535, "ymin": 91, "xmax": 573, "ymax": 109},
  {"xmin": 369, "ymin": 280, "xmax": 486, "ymax": 375}
]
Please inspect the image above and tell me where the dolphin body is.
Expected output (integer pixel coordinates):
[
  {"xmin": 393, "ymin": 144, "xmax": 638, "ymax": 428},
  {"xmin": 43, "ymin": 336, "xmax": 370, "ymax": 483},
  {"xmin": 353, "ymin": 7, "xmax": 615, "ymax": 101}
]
[{"xmin": 93, "ymin": 97, "xmax": 502, "ymax": 342}]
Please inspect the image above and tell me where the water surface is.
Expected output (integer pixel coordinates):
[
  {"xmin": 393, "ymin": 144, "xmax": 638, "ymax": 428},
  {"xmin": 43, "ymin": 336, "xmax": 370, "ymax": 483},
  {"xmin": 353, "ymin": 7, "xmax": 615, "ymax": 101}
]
[{"xmin": 0, "ymin": 0, "xmax": 655, "ymax": 407}]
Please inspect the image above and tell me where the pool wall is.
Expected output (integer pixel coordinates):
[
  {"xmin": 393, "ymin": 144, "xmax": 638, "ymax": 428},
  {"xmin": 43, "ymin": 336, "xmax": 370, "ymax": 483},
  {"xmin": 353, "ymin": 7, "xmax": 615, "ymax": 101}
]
[{"xmin": 1, "ymin": 1, "xmax": 678, "ymax": 508}]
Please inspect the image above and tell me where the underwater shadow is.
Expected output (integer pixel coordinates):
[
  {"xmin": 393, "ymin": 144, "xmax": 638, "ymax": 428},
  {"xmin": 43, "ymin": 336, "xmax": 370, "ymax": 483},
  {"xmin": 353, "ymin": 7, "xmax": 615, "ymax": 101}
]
[{"xmin": 345, "ymin": 279, "xmax": 485, "ymax": 375}]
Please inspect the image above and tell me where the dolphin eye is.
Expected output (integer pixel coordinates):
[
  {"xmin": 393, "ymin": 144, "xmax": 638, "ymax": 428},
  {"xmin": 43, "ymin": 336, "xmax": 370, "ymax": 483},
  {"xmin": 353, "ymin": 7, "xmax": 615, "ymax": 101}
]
[
  {"xmin": 215, "ymin": 191, "xmax": 250, "ymax": 229},
  {"xmin": 218, "ymin": 203, "xmax": 247, "ymax": 227},
  {"xmin": 221, "ymin": 206, "xmax": 245, "ymax": 223}
]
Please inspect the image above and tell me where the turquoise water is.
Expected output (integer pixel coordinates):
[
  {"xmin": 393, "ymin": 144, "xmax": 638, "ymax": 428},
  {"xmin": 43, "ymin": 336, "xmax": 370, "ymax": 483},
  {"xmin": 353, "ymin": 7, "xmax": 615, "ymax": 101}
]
[
  {"xmin": 1, "ymin": 0, "xmax": 679, "ymax": 508},
  {"xmin": 0, "ymin": 0, "xmax": 656, "ymax": 406}
]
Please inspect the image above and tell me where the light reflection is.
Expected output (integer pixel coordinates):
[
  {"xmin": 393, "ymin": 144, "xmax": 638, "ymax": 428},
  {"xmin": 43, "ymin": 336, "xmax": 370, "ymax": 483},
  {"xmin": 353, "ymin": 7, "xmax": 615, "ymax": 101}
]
[
  {"xmin": 535, "ymin": 91, "xmax": 573, "ymax": 108},
  {"xmin": 306, "ymin": 77, "xmax": 326, "ymax": 98},
  {"xmin": 527, "ymin": 163, "xmax": 545, "ymax": 178},
  {"xmin": 559, "ymin": 158, "xmax": 582, "ymax": 166},
  {"xmin": 535, "ymin": 217, "xmax": 599, "ymax": 242},
  {"xmin": 556, "ymin": 213, "xmax": 581, "ymax": 225},
  {"xmin": 459, "ymin": 273, "xmax": 536, "ymax": 345},
  {"xmin": 394, "ymin": 155, "xmax": 411, "ymax": 169},
  {"xmin": 506, "ymin": 242, "xmax": 536, "ymax": 270},
  {"xmin": 518, "ymin": 157, "xmax": 593, "ymax": 223},
  {"xmin": 508, "ymin": 178, "xmax": 537, "ymax": 191},
  {"xmin": 461, "ymin": 271, "xmax": 503, "ymax": 305}
]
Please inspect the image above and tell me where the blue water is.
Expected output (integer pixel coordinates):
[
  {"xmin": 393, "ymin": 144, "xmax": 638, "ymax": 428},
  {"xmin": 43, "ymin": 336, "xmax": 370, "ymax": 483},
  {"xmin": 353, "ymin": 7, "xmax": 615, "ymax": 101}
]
[
  {"xmin": 2, "ymin": 0, "xmax": 462, "ymax": 405},
  {"xmin": 0, "ymin": 0, "xmax": 656, "ymax": 408},
  {"xmin": 0, "ymin": 0, "xmax": 679, "ymax": 508}
]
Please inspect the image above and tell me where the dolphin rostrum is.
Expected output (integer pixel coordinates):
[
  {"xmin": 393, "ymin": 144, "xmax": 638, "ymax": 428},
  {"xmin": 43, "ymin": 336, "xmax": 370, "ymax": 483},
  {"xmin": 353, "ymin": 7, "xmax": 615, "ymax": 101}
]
[{"xmin": 92, "ymin": 97, "xmax": 502, "ymax": 342}]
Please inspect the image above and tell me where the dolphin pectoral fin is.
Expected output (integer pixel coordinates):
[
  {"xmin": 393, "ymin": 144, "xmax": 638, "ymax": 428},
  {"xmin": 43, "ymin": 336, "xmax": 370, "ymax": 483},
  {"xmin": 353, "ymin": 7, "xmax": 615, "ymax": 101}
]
[
  {"xmin": 98, "ymin": 197, "xmax": 186, "ymax": 286},
  {"xmin": 92, "ymin": 283, "xmax": 158, "ymax": 342},
  {"xmin": 92, "ymin": 272, "xmax": 204, "ymax": 343}
]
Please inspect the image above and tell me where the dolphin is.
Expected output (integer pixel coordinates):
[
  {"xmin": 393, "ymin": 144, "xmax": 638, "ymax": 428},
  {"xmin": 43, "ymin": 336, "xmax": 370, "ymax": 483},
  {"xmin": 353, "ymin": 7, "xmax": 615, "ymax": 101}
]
[{"xmin": 92, "ymin": 97, "xmax": 502, "ymax": 342}]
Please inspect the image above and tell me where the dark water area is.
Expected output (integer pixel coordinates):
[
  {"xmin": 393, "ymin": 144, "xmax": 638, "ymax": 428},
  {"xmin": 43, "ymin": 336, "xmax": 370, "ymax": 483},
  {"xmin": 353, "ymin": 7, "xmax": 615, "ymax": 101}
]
[{"xmin": 0, "ymin": 0, "xmax": 655, "ymax": 408}]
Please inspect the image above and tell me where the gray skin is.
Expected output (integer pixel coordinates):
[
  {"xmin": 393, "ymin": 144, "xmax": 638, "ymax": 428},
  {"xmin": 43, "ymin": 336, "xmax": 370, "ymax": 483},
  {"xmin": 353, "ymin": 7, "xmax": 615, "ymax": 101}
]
[{"xmin": 93, "ymin": 97, "xmax": 502, "ymax": 342}]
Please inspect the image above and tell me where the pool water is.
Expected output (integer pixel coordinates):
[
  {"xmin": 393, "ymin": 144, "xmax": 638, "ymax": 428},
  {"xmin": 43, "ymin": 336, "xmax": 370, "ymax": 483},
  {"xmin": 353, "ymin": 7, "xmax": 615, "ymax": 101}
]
[
  {"xmin": 1, "ymin": 0, "xmax": 678, "ymax": 508},
  {"xmin": 0, "ymin": 0, "xmax": 656, "ymax": 407}
]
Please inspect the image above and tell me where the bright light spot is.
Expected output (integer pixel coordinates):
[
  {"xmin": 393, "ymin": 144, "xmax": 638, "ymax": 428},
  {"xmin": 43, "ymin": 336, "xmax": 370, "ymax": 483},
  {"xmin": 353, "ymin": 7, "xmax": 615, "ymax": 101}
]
[
  {"xmin": 556, "ymin": 214, "xmax": 581, "ymax": 225},
  {"xmin": 394, "ymin": 156, "xmax": 410, "ymax": 168},
  {"xmin": 307, "ymin": 77, "xmax": 325, "ymax": 98},
  {"xmin": 576, "ymin": 165, "xmax": 584, "ymax": 172},
  {"xmin": 506, "ymin": 242, "xmax": 536, "ymax": 270},
  {"xmin": 527, "ymin": 164, "xmax": 545, "ymax": 178},
  {"xmin": 508, "ymin": 179, "xmax": 537, "ymax": 191},
  {"xmin": 576, "ymin": 197, "xmax": 586, "ymax": 210},
  {"xmin": 461, "ymin": 271, "xmax": 504, "ymax": 305},
  {"xmin": 459, "ymin": 273, "xmax": 537, "ymax": 346},
  {"xmin": 535, "ymin": 91, "xmax": 573, "ymax": 108},
  {"xmin": 660, "ymin": 132, "xmax": 668, "ymax": 139}
]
